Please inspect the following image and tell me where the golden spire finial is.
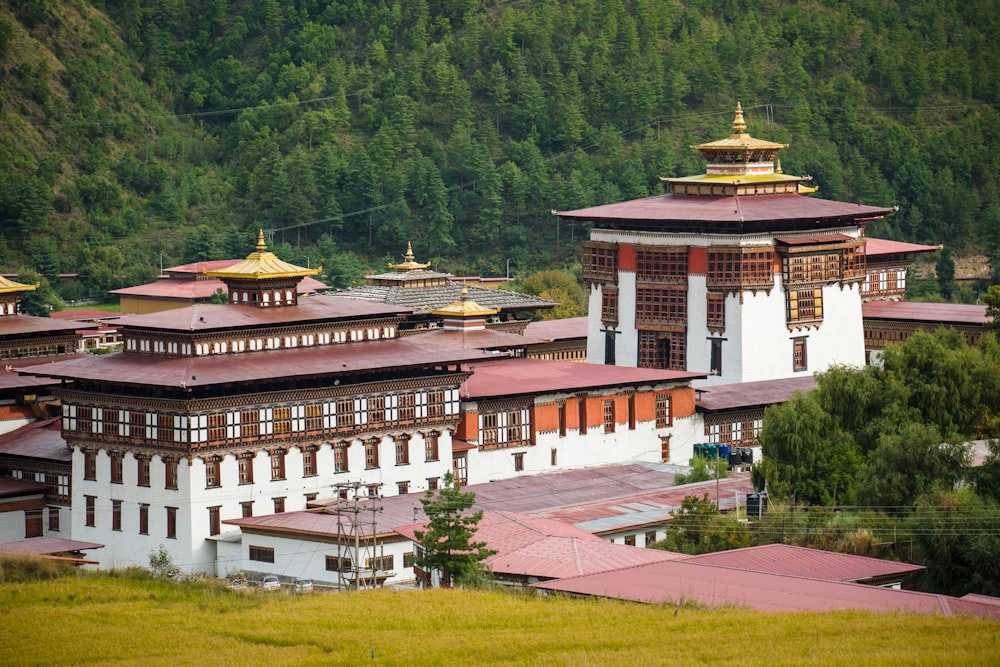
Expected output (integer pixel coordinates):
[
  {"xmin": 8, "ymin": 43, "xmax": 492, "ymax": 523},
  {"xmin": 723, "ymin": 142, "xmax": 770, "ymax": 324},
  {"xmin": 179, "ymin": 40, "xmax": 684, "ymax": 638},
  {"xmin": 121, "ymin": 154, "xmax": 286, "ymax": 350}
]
[
  {"xmin": 732, "ymin": 102, "xmax": 746, "ymax": 135},
  {"xmin": 775, "ymin": 158, "xmax": 783, "ymax": 174},
  {"xmin": 256, "ymin": 229, "xmax": 267, "ymax": 253},
  {"xmin": 404, "ymin": 241, "xmax": 416, "ymax": 263}
]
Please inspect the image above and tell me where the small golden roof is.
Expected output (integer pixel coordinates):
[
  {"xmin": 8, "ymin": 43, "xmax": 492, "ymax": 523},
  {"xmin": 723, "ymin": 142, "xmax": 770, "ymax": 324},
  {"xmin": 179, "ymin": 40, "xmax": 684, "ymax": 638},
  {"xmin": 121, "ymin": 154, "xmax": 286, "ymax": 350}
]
[
  {"xmin": 430, "ymin": 286, "xmax": 500, "ymax": 318},
  {"xmin": 389, "ymin": 242, "xmax": 432, "ymax": 271},
  {"xmin": 692, "ymin": 102, "xmax": 787, "ymax": 152},
  {"xmin": 0, "ymin": 276, "xmax": 38, "ymax": 294},
  {"xmin": 205, "ymin": 230, "xmax": 320, "ymax": 280}
]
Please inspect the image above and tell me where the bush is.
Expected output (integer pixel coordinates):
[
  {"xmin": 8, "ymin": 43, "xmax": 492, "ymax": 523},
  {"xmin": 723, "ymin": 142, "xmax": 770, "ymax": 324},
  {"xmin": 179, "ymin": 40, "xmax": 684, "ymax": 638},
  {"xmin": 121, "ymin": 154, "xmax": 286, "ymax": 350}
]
[{"xmin": 0, "ymin": 554, "xmax": 75, "ymax": 582}]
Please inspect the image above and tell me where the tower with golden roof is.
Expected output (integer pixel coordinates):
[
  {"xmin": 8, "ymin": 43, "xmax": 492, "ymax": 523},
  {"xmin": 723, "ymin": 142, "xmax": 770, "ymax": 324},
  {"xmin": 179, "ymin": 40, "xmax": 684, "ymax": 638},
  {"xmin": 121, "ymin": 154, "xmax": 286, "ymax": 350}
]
[{"xmin": 205, "ymin": 231, "xmax": 320, "ymax": 308}]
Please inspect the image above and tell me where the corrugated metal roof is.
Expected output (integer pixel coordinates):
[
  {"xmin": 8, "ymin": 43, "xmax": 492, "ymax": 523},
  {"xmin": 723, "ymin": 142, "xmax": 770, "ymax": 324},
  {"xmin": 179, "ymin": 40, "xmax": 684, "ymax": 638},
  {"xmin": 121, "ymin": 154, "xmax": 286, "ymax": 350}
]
[
  {"xmin": 0, "ymin": 476, "xmax": 47, "ymax": 498},
  {"xmin": 335, "ymin": 283, "xmax": 554, "ymax": 313},
  {"xmin": 863, "ymin": 237, "xmax": 939, "ymax": 257},
  {"xmin": 0, "ymin": 314, "xmax": 99, "ymax": 336},
  {"xmin": 531, "ymin": 560, "xmax": 1000, "ymax": 618},
  {"xmin": 862, "ymin": 301, "xmax": 988, "ymax": 325},
  {"xmin": 556, "ymin": 193, "xmax": 893, "ymax": 225},
  {"xmin": 774, "ymin": 234, "xmax": 853, "ymax": 245},
  {"xmin": 462, "ymin": 357, "xmax": 703, "ymax": 399},
  {"xmin": 0, "ymin": 356, "xmax": 90, "ymax": 391},
  {"xmin": 111, "ymin": 276, "xmax": 327, "ymax": 299},
  {"xmin": 682, "ymin": 543, "xmax": 923, "ymax": 582},
  {"xmin": 0, "ymin": 418, "xmax": 70, "ymax": 462},
  {"xmin": 0, "ymin": 537, "xmax": 104, "ymax": 555},
  {"xmin": 18, "ymin": 338, "xmax": 492, "ymax": 388},
  {"xmin": 696, "ymin": 376, "xmax": 817, "ymax": 412},
  {"xmin": 523, "ymin": 317, "xmax": 588, "ymax": 342},
  {"xmin": 413, "ymin": 328, "xmax": 545, "ymax": 350},
  {"xmin": 110, "ymin": 295, "xmax": 408, "ymax": 332}
]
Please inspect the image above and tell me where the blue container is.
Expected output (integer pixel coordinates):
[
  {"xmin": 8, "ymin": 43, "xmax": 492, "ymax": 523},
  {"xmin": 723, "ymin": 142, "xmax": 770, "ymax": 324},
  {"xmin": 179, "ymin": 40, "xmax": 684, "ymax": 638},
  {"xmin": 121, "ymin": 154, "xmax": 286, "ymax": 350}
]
[{"xmin": 718, "ymin": 444, "xmax": 730, "ymax": 462}]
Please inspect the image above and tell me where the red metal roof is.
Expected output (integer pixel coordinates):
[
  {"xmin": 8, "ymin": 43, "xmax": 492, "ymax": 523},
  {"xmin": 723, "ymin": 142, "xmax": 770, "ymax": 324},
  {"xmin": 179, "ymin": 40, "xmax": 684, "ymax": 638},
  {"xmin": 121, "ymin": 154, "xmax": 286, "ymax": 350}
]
[
  {"xmin": 0, "ymin": 355, "xmax": 91, "ymax": 392},
  {"xmin": 774, "ymin": 234, "xmax": 853, "ymax": 245},
  {"xmin": 0, "ymin": 314, "xmax": 98, "ymax": 336},
  {"xmin": 531, "ymin": 560, "xmax": 1000, "ymax": 618},
  {"xmin": 862, "ymin": 301, "xmax": 988, "ymax": 325},
  {"xmin": 523, "ymin": 317, "xmax": 588, "ymax": 341},
  {"xmin": 462, "ymin": 357, "xmax": 703, "ymax": 399},
  {"xmin": 111, "ymin": 276, "xmax": 327, "ymax": 299},
  {"xmin": 50, "ymin": 310, "xmax": 121, "ymax": 321},
  {"xmin": 111, "ymin": 296, "xmax": 410, "ymax": 332},
  {"xmin": 0, "ymin": 476, "xmax": 47, "ymax": 498},
  {"xmin": 556, "ymin": 193, "xmax": 893, "ymax": 225},
  {"xmin": 863, "ymin": 237, "xmax": 939, "ymax": 257},
  {"xmin": 0, "ymin": 537, "xmax": 104, "ymax": 555},
  {"xmin": 19, "ymin": 338, "xmax": 492, "ymax": 388},
  {"xmin": 413, "ymin": 328, "xmax": 546, "ymax": 350},
  {"xmin": 396, "ymin": 511, "xmax": 682, "ymax": 580},
  {"xmin": 697, "ymin": 376, "xmax": 817, "ymax": 412},
  {"xmin": 681, "ymin": 543, "xmax": 923, "ymax": 582},
  {"xmin": 0, "ymin": 418, "xmax": 70, "ymax": 462}
]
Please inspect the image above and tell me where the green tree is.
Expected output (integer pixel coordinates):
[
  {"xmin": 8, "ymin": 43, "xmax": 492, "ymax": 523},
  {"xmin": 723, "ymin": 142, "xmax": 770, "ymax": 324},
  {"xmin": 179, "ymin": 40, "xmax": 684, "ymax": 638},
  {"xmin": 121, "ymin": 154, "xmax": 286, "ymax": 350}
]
[
  {"xmin": 15, "ymin": 271, "xmax": 60, "ymax": 316},
  {"xmin": 515, "ymin": 269, "xmax": 587, "ymax": 319},
  {"xmin": 674, "ymin": 455, "xmax": 727, "ymax": 486},
  {"xmin": 984, "ymin": 285, "xmax": 1000, "ymax": 334},
  {"xmin": 936, "ymin": 247, "xmax": 955, "ymax": 301},
  {"xmin": 413, "ymin": 471, "xmax": 493, "ymax": 588},
  {"xmin": 652, "ymin": 494, "xmax": 749, "ymax": 555}
]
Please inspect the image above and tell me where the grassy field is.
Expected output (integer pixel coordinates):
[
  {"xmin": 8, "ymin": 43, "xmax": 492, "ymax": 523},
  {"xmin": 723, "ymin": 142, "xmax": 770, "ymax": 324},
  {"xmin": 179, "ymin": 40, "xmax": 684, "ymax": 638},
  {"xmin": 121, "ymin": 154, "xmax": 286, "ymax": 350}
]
[{"xmin": 0, "ymin": 570, "xmax": 997, "ymax": 666}]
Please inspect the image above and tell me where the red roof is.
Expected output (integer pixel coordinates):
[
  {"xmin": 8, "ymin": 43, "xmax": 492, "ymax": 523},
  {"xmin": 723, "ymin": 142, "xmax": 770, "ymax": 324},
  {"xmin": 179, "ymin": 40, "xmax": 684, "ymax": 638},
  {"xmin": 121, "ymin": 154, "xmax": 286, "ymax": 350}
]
[
  {"xmin": 862, "ymin": 301, "xmax": 989, "ymax": 325},
  {"xmin": 682, "ymin": 543, "xmax": 923, "ymax": 582},
  {"xmin": 111, "ymin": 296, "xmax": 410, "ymax": 332},
  {"xmin": 532, "ymin": 560, "xmax": 1000, "ymax": 618},
  {"xmin": 396, "ymin": 511, "xmax": 683, "ymax": 580},
  {"xmin": 0, "ymin": 418, "xmax": 70, "ymax": 462},
  {"xmin": 462, "ymin": 357, "xmax": 703, "ymax": 399},
  {"xmin": 50, "ymin": 310, "xmax": 121, "ymax": 321},
  {"xmin": 112, "ymin": 275, "xmax": 327, "ymax": 299},
  {"xmin": 774, "ymin": 234, "xmax": 853, "ymax": 245},
  {"xmin": 19, "ymin": 338, "xmax": 492, "ymax": 388},
  {"xmin": 0, "ymin": 537, "xmax": 104, "ymax": 555},
  {"xmin": 0, "ymin": 314, "xmax": 98, "ymax": 336},
  {"xmin": 0, "ymin": 355, "xmax": 91, "ymax": 392},
  {"xmin": 697, "ymin": 376, "xmax": 817, "ymax": 412},
  {"xmin": 0, "ymin": 476, "xmax": 47, "ymax": 498},
  {"xmin": 863, "ymin": 237, "xmax": 939, "ymax": 257},
  {"xmin": 556, "ymin": 193, "xmax": 893, "ymax": 226},
  {"xmin": 523, "ymin": 317, "xmax": 588, "ymax": 341},
  {"xmin": 414, "ymin": 328, "xmax": 546, "ymax": 350}
]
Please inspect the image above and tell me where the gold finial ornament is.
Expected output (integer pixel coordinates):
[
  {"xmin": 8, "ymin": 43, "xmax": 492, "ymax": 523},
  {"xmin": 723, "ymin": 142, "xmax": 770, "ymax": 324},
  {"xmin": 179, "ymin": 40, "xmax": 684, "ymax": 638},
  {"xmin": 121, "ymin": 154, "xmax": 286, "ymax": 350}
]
[
  {"xmin": 732, "ymin": 102, "xmax": 746, "ymax": 135},
  {"xmin": 775, "ymin": 158, "xmax": 783, "ymax": 174},
  {"xmin": 388, "ymin": 242, "xmax": 432, "ymax": 271},
  {"xmin": 256, "ymin": 229, "xmax": 267, "ymax": 252}
]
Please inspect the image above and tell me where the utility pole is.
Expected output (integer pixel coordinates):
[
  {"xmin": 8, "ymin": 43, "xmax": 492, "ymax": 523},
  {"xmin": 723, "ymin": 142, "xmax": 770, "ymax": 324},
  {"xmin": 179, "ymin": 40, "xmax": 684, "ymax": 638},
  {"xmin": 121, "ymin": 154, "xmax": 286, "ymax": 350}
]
[{"xmin": 334, "ymin": 481, "xmax": 382, "ymax": 591}]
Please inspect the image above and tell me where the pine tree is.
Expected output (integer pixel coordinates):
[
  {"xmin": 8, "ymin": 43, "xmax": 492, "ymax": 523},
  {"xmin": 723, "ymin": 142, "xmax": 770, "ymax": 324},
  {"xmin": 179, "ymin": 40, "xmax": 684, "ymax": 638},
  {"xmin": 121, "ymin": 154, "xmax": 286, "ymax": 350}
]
[{"xmin": 413, "ymin": 471, "xmax": 493, "ymax": 588}]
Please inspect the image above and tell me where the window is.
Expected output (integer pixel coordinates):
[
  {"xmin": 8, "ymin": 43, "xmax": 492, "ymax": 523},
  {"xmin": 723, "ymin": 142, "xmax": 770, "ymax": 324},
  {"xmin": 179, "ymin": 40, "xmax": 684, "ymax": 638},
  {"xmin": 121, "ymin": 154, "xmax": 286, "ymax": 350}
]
[
  {"xmin": 427, "ymin": 391, "xmax": 446, "ymax": 419},
  {"xmin": 208, "ymin": 506, "xmax": 220, "ymax": 536},
  {"xmin": 112, "ymin": 499, "xmax": 122, "ymax": 531},
  {"xmin": 645, "ymin": 531, "xmax": 657, "ymax": 547},
  {"xmin": 397, "ymin": 481, "xmax": 409, "ymax": 495},
  {"xmin": 624, "ymin": 534, "xmax": 636, "ymax": 546},
  {"xmin": 47, "ymin": 506, "xmax": 60, "ymax": 532},
  {"xmin": 166, "ymin": 507, "xmax": 177, "ymax": 539},
  {"xmin": 25, "ymin": 509, "xmax": 43, "ymax": 538},
  {"xmin": 139, "ymin": 504, "xmax": 149, "ymax": 535},
  {"xmin": 249, "ymin": 546, "xmax": 275, "ymax": 563},
  {"xmin": 334, "ymin": 442, "xmax": 349, "ymax": 473},
  {"xmin": 706, "ymin": 293, "xmax": 726, "ymax": 331},
  {"xmin": 241, "ymin": 501, "xmax": 253, "ymax": 518},
  {"xmin": 636, "ymin": 246, "xmax": 688, "ymax": 282},
  {"xmin": 395, "ymin": 434, "xmax": 409, "ymax": 465},
  {"xmin": 366, "ymin": 555, "xmax": 394, "ymax": 571},
  {"xmin": 660, "ymin": 436, "xmax": 671, "ymax": 463},
  {"xmin": 365, "ymin": 438, "xmax": 380, "ymax": 469},
  {"xmin": 403, "ymin": 552, "xmax": 415, "ymax": 568},
  {"xmin": 638, "ymin": 330, "xmax": 686, "ymax": 371},
  {"xmin": 302, "ymin": 447, "xmax": 317, "ymax": 477},
  {"xmin": 656, "ymin": 395, "xmax": 672, "ymax": 428},
  {"xmin": 205, "ymin": 457, "xmax": 221, "ymax": 488},
  {"xmin": 84, "ymin": 450, "xmax": 96, "ymax": 481},
  {"xmin": 273, "ymin": 497, "xmax": 285, "ymax": 514},
  {"xmin": 558, "ymin": 403, "xmax": 567, "ymax": 437},
  {"xmin": 482, "ymin": 413, "xmax": 498, "ymax": 446},
  {"xmin": 85, "ymin": 496, "xmax": 96, "ymax": 527},
  {"xmin": 326, "ymin": 555, "xmax": 352, "ymax": 572},
  {"xmin": 305, "ymin": 404, "xmax": 322, "ymax": 432},
  {"xmin": 240, "ymin": 410, "xmax": 259, "ymax": 439},
  {"xmin": 273, "ymin": 407, "xmax": 291, "ymax": 434},
  {"xmin": 513, "ymin": 452, "xmax": 525, "ymax": 472},
  {"xmin": 336, "ymin": 399, "xmax": 355, "ymax": 429},
  {"xmin": 427, "ymin": 477, "xmax": 438, "ymax": 491},
  {"xmin": 304, "ymin": 492, "xmax": 318, "ymax": 504},
  {"xmin": 628, "ymin": 393, "xmax": 636, "ymax": 430},
  {"xmin": 238, "ymin": 453, "xmax": 254, "ymax": 484},
  {"xmin": 129, "ymin": 411, "xmax": 146, "ymax": 439},
  {"xmin": 453, "ymin": 453, "xmax": 468, "ymax": 485},
  {"xmin": 398, "ymin": 393, "xmax": 416, "ymax": 422},
  {"xmin": 635, "ymin": 286, "xmax": 687, "ymax": 325},
  {"xmin": 601, "ymin": 288, "xmax": 619, "ymax": 326},
  {"xmin": 424, "ymin": 432, "xmax": 439, "ymax": 462},
  {"xmin": 551, "ymin": 448, "xmax": 557, "ymax": 467},
  {"xmin": 793, "ymin": 337, "xmax": 808, "ymax": 371},
  {"xmin": 164, "ymin": 459, "xmax": 178, "ymax": 490},
  {"xmin": 157, "ymin": 414, "xmax": 174, "ymax": 442},
  {"xmin": 710, "ymin": 338, "xmax": 723, "ymax": 376},
  {"xmin": 137, "ymin": 455, "xmax": 150, "ymax": 487},
  {"xmin": 787, "ymin": 287, "xmax": 823, "ymax": 324},
  {"xmin": 581, "ymin": 241, "xmax": 617, "ymax": 283},
  {"xmin": 603, "ymin": 400, "xmax": 616, "ymax": 434},
  {"xmin": 270, "ymin": 450, "xmax": 286, "ymax": 480},
  {"xmin": 366, "ymin": 484, "xmax": 381, "ymax": 498},
  {"xmin": 367, "ymin": 396, "xmax": 385, "ymax": 426},
  {"xmin": 110, "ymin": 452, "xmax": 123, "ymax": 484}
]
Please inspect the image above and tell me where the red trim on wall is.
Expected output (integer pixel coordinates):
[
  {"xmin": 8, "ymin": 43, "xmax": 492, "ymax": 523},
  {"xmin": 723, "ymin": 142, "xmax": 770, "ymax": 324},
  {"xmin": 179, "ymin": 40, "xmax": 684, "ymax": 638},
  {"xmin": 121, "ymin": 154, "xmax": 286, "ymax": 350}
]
[
  {"xmin": 689, "ymin": 247, "xmax": 708, "ymax": 275},
  {"xmin": 619, "ymin": 244, "xmax": 636, "ymax": 271}
]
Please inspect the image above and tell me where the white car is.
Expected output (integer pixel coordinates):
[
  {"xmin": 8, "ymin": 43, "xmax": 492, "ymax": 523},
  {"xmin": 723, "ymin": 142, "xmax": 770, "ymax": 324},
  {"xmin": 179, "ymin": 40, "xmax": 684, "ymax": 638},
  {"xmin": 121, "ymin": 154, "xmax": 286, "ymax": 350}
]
[{"xmin": 259, "ymin": 575, "xmax": 281, "ymax": 591}]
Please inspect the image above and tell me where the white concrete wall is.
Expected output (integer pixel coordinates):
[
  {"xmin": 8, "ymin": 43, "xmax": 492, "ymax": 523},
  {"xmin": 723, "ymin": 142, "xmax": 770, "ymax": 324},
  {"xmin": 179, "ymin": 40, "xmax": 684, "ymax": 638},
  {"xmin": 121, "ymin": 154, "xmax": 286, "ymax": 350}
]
[{"xmin": 0, "ymin": 507, "xmax": 29, "ymax": 542}]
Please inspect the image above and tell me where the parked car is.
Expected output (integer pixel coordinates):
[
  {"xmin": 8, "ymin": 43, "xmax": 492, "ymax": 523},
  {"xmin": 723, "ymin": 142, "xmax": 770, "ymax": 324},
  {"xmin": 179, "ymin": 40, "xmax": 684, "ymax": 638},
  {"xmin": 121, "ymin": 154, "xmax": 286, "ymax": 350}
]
[
  {"xmin": 293, "ymin": 578, "xmax": 314, "ymax": 593},
  {"xmin": 259, "ymin": 575, "xmax": 281, "ymax": 591}
]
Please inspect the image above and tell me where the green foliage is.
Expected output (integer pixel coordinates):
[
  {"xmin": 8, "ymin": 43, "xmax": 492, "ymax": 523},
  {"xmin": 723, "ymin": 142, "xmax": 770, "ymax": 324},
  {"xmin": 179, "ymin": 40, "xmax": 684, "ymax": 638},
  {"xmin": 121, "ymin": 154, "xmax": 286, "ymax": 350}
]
[
  {"xmin": 514, "ymin": 269, "xmax": 587, "ymax": 319},
  {"xmin": 0, "ymin": 554, "xmax": 75, "ymax": 583},
  {"xmin": 652, "ymin": 494, "xmax": 749, "ymax": 555},
  {"xmin": 15, "ymin": 270, "xmax": 61, "ymax": 316},
  {"xmin": 148, "ymin": 544, "xmax": 181, "ymax": 579},
  {"xmin": 413, "ymin": 471, "xmax": 494, "ymax": 588},
  {"xmin": 209, "ymin": 288, "xmax": 228, "ymax": 304},
  {"xmin": 984, "ymin": 285, "xmax": 1000, "ymax": 334},
  {"xmin": 674, "ymin": 455, "xmax": 727, "ymax": 486}
]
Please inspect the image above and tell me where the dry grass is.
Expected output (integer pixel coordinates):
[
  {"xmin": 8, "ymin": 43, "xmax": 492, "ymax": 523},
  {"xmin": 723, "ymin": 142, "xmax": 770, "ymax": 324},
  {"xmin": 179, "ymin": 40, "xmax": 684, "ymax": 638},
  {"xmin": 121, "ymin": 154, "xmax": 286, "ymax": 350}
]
[{"xmin": 0, "ymin": 574, "xmax": 996, "ymax": 666}]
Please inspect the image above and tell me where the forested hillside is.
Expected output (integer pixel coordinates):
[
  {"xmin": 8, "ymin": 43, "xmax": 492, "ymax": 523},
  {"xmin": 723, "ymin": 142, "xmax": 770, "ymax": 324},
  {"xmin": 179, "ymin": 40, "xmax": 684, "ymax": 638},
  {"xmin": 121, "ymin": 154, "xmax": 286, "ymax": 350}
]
[{"xmin": 2, "ymin": 0, "xmax": 999, "ymax": 301}]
